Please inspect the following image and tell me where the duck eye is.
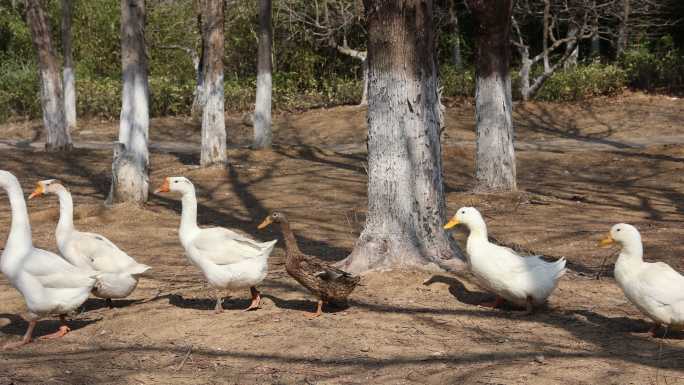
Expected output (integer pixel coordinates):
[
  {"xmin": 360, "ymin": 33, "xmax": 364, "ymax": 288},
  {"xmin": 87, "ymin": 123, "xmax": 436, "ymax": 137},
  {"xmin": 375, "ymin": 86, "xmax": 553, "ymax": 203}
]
[
  {"xmin": 616, "ymin": 228, "xmax": 621, "ymax": 232},
  {"xmin": 174, "ymin": 180, "xmax": 179, "ymax": 184}
]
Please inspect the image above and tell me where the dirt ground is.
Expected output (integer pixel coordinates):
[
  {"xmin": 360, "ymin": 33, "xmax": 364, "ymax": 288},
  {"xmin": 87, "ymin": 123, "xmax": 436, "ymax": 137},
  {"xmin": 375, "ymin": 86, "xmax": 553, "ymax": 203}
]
[{"xmin": 1, "ymin": 91, "xmax": 683, "ymax": 384}]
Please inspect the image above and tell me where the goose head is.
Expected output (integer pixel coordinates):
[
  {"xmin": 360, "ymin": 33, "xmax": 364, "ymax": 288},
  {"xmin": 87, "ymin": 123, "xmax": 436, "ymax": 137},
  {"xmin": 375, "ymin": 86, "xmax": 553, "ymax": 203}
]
[
  {"xmin": 154, "ymin": 177, "xmax": 194, "ymax": 195},
  {"xmin": 444, "ymin": 207, "xmax": 486, "ymax": 232},
  {"xmin": 599, "ymin": 223, "xmax": 642, "ymax": 248},
  {"xmin": 28, "ymin": 179, "xmax": 65, "ymax": 199},
  {"xmin": 258, "ymin": 211, "xmax": 288, "ymax": 229}
]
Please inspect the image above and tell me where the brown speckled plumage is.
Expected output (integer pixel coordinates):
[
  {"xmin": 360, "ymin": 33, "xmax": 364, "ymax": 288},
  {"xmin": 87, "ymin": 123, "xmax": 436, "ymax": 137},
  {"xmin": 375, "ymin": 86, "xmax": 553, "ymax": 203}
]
[{"xmin": 263, "ymin": 212, "xmax": 359, "ymax": 304}]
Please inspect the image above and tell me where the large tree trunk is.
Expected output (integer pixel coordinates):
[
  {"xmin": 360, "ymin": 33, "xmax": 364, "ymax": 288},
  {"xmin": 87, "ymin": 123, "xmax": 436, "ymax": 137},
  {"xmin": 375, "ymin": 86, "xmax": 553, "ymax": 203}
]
[
  {"xmin": 61, "ymin": 0, "xmax": 76, "ymax": 133},
  {"xmin": 25, "ymin": 0, "xmax": 72, "ymax": 152},
  {"xmin": 340, "ymin": 0, "xmax": 464, "ymax": 274},
  {"xmin": 448, "ymin": 0, "xmax": 462, "ymax": 69},
  {"xmin": 199, "ymin": 0, "xmax": 226, "ymax": 166},
  {"xmin": 468, "ymin": 0, "xmax": 516, "ymax": 192},
  {"xmin": 253, "ymin": 0, "xmax": 272, "ymax": 149},
  {"xmin": 616, "ymin": 0, "xmax": 630, "ymax": 57},
  {"xmin": 109, "ymin": 0, "xmax": 149, "ymax": 204}
]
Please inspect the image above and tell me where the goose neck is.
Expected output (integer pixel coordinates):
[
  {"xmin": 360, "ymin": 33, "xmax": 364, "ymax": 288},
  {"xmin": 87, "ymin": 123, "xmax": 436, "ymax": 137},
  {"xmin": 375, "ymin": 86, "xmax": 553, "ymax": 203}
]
[
  {"xmin": 1, "ymin": 177, "xmax": 32, "ymax": 256},
  {"xmin": 179, "ymin": 189, "xmax": 199, "ymax": 234},
  {"xmin": 54, "ymin": 187, "xmax": 75, "ymax": 237}
]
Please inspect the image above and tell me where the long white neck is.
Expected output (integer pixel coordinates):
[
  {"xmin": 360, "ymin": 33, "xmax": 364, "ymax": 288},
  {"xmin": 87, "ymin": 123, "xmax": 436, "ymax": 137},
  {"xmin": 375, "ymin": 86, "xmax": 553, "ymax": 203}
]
[
  {"xmin": 179, "ymin": 187, "xmax": 199, "ymax": 235},
  {"xmin": 1, "ymin": 175, "xmax": 32, "ymax": 257},
  {"xmin": 54, "ymin": 186, "xmax": 75, "ymax": 239},
  {"xmin": 466, "ymin": 216, "xmax": 489, "ymax": 244}
]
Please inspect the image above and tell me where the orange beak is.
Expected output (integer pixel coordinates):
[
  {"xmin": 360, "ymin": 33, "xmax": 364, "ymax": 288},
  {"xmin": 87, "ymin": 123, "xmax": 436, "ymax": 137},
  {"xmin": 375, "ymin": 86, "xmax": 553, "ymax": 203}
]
[
  {"xmin": 257, "ymin": 217, "xmax": 273, "ymax": 229},
  {"xmin": 154, "ymin": 178, "xmax": 170, "ymax": 194},
  {"xmin": 28, "ymin": 183, "xmax": 44, "ymax": 200},
  {"xmin": 598, "ymin": 235, "xmax": 615, "ymax": 247}
]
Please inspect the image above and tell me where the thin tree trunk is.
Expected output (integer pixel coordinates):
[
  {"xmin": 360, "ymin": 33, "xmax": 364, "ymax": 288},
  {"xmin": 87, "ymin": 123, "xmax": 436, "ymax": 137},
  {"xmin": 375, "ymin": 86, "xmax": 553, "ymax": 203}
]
[
  {"xmin": 25, "ymin": 0, "xmax": 72, "ymax": 152},
  {"xmin": 468, "ymin": 0, "xmax": 516, "ymax": 192},
  {"xmin": 564, "ymin": 25, "xmax": 579, "ymax": 69},
  {"xmin": 109, "ymin": 0, "xmax": 149, "ymax": 204},
  {"xmin": 591, "ymin": 0, "xmax": 600, "ymax": 57},
  {"xmin": 61, "ymin": 0, "xmax": 76, "ymax": 132},
  {"xmin": 448, "ymin": 0, "xmax": 462, "ymax": 69},
  {"xmin": 340, "ymin": 0, "xmax": 464, "ymax": 274},
  {"xmin": 253, "ymin": 0, "xmax": 272, "ymax": 149},
  {"xmin": 616, "ymin": 0, "xmax": 630, "ymax": 56},
  {"xmin": 519, "ymin": 49, "xmax": 532, "ymax": 102},
  {"xmin": 542, "ymin": 0, "xmax": 551, "ymax": 72},
  {"xmin": 199, "ymin": 0, "xmax": 226, "ymax": 166},
  {"xmin": 359, "ymin": 58, "xmax": 368, "ymax": 106},
  {"xmin": 191, "ymin": 12, "xmax": 206, "ymax": 121}
]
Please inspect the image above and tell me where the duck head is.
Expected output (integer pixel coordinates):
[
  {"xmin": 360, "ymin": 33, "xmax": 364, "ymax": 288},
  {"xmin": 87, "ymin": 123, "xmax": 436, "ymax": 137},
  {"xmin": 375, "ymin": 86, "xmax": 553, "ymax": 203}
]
[
  {"xmin": 154, "ymin": 177, "xmax": 194, "ymax": 195},
  {"xmin": 599, "ymin": 223, "xmax": 642, "ymax": 248},
  {"xmin": 258, "ymin": 211, "xmax": 288, "ymax": 229},
  {"xmin": 28, "ymin": 179, "xmax": 65, "ymax": 199},
  {"xmin": 444, "ymin": 207, "xmax": 485, "ymax": 231}
]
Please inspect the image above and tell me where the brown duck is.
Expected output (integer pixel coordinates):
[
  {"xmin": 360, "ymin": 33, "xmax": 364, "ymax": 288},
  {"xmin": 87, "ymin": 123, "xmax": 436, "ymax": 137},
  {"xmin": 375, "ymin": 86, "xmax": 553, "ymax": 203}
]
[{"xmin": 258, "ymin": 211, "xmax": 360, "ymax": 318}]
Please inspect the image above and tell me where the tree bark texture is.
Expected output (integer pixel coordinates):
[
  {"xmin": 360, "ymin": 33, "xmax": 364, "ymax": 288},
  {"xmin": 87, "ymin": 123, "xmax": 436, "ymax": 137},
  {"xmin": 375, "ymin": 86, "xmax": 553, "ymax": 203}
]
[
  {"xmin": 542, "ymin": 0, "xmax": 551, "ymax": 72},
  {"xmin": 60, "ymin": 0, "xmax": 76, "ymax": 133},
  {"xmin": 25, "ymin": 0, "xmax": 72, "ymax": 152},
  {"xmin": 448, "ymin": 0, "xmax": 462, "ymax": 68},
  {"xmin": 341, "ymin": 0, "xmax": 464, "ymax": 274},
  {"xmin": 199, "ymin": 0, "xmax": 226, "ymax": 166},
  {"xmin": 468, "ymin": 0, "xmax": 516, "ymax": 191},
  {"xmin": 253, "ymin": 0, "xmax": 273, "ymax": 149},
  {"xmin": 564, "ymin": 25, "xmax": 579, "ymax": 69},
  {"xmin": 110, "ymin": 0, "xmax": 149, "ymax": 204},
  {"xmin": 191, "ymin": 12, "xmax": 206, "ymax": 121},
  {"xmin": 616, "ymin": 0, "xmax": 630, "ymax": 56}
]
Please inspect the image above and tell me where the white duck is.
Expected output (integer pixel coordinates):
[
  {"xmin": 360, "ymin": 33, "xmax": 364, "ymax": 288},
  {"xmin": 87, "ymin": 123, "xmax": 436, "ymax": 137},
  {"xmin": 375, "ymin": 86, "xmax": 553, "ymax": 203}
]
[
  {"xmin": 600, "ymin": 223, "xmax": 684, "ymax": 334},
  {"xmin": 155, "ymin": 176, "xmax": 276, "ymax": 312},
  {"xmin": 0, "ymin": 170, "xmax": 96, "ymax": 349},
  {"xmin": 444, "ymin": 207, "xmax": 566, "ymax": 312},
  {"xmin": 28, "ymin": 179, "xmax": 150, "ymax": 306}
]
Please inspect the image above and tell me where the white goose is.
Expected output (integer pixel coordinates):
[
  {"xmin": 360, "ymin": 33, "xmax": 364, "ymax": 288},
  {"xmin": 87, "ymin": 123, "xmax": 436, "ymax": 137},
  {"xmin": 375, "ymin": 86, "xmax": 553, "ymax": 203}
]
[
  {"xmin": 0, "ymin": 170, "xmax": 96, "ymax": 349},
  {"xmin": 155, "ymin": 177, "xmax": 277, "ymax": 312},
  {"xmin": 444, "ymin": 207, "xmax": 566, "ymax": 312},
  {"xmin": 600, "ymin": 223, "xmax": 684, "ymax": 334},
  {"xmin": 29, "ymin": 180, "xmax": 150, "ymax": 306}
]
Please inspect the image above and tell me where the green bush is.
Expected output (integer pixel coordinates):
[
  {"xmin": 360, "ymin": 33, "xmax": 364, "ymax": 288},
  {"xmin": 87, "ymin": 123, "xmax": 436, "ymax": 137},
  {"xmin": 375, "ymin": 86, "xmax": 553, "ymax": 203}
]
[
  {"xmin": 534, "ymin": 63, "xmax": 627, "ymax": 101},
  {"xmin": 440, "ymin": 65, "xmax": 475, "ymax": 97},
  {"xmin": 0, "ymin": 59, "xmax": 40, "ymax": 121},
  {"xmin": 620, "ymin": 36, "xmax": 684, "ymax": 91}
]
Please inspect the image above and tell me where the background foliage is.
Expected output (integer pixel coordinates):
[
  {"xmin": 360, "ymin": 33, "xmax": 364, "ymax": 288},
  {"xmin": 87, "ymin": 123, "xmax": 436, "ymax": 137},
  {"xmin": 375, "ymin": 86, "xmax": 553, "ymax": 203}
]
[{"xmin": 0, "ymin": 0, "xmax": 682, "ymax": 122}]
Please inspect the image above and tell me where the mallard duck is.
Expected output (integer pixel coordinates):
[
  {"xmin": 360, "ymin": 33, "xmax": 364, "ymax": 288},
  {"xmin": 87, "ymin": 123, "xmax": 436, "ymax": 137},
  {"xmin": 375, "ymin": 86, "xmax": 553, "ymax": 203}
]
[
  {"xmin": 0, "ymin": 171, "xmax": 96, "ymax": 349},
  {"xmin": 258, "ymin": 211, "xmax": 360, "ymax": 318},
  {"xmin": 599, "ymin": 223, "xmax": 684, "ymax": 334},
  {"xmin": 155, "ymin": 177, "xmax": 276, "ymax": 312},
  {"xmin": 444, "ymin": 207, "xmax": 566, "ymax": 312},
  {"xmin": 28, "ymin": 179, "xmax": 150, "ymax": 306}
]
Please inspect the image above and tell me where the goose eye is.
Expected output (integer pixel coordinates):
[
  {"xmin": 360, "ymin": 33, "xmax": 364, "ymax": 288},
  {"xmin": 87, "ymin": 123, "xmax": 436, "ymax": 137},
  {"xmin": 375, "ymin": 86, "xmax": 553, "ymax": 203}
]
[
  {"xmin": 174, "ymin": 180, "xmax": 179, "ymax": 184},
  {"xmin": 616, "ymin": 228, "xmax": 621, "ymax": 232}
]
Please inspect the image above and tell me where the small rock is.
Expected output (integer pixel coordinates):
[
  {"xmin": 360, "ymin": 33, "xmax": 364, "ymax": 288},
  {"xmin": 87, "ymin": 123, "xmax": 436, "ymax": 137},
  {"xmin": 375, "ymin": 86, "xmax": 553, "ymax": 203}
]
[
  {"xmin": 534, "ymin": 355, "xmax": 545, "ymax": 364},
  {"xmin": 360, "ymin": 346, "xmax": 370, "ymax": 352}
]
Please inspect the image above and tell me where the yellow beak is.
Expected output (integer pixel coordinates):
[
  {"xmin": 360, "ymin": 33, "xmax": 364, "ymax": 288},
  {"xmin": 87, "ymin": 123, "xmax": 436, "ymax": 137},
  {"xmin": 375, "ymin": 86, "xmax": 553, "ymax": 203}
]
[
  {"xmin": 444, "ymin": 218, "xmax": 460, "ymax": 230},
  {"xmin": 257, "ymin": 217, "xmax": 273, "ymax": 229},
  {"xmin": 28, "ymin": 183, "xmax": 44, "ymax": 200},
  {"xmin": 598, "ymin": 235, "xmax": 615, "ymax": 247},
  {"xmin": 154, "ymin": 178, "xmax": 170, "ymax": 194}
]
